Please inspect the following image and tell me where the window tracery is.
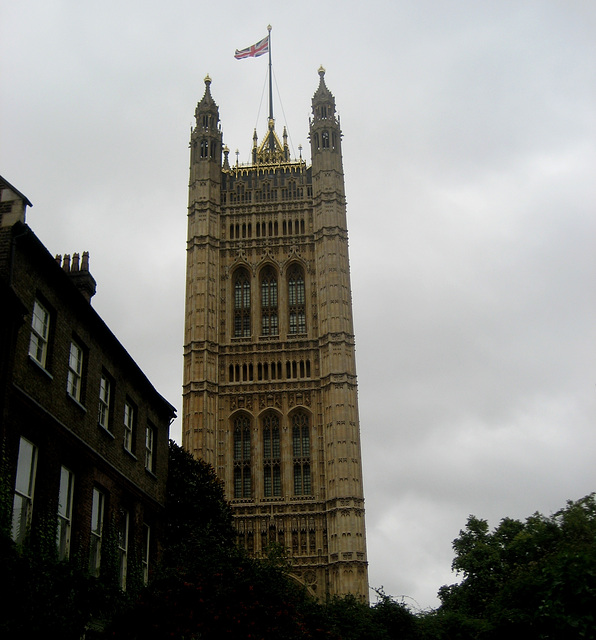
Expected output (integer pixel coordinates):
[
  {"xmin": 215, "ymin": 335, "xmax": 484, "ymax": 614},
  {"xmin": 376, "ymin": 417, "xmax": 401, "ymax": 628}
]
[
  {"xmin": 263, "ymin": 413, "xmax": 281, "ymax": 497},
  {"xmin": 292, "ymin": 411, "xmax": 311, "ymax": 495},
  {"xmin": 261, "ymin": 267, "xmax": 278, "ymax": 336},
  {"xmin": 288, "ymin": 265, "xmax": 306, "ymax": 334},
  {"xmin": 233, "ymin": 414, "xmax": 251, "ymax": 498},
  {"xmin": 233, "ymin": 268, "xmax": 251, "ymax": 337}
]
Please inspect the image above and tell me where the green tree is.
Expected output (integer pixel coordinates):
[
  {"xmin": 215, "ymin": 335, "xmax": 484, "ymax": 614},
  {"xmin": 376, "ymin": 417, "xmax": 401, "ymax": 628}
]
[
  {"xmin": 164, "ymin": 439, "xmax": 236, "ymax": 567},
  {"xmin": 436, "ymin": 494, "xmax": 596, "ymax": 639},
  {"xmin": 107, "ymin": 441, "xmax": 333, "ymax": 639}
]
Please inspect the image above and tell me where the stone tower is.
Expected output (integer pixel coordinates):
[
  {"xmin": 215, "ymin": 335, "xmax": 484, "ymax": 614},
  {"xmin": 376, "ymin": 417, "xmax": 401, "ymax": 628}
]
[{"xmin": 183, "ymin": 68, "xmax": 368, "ymax": 601}]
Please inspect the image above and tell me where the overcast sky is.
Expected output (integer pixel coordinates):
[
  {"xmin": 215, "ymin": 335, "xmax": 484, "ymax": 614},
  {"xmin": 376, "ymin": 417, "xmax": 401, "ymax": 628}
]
[{"xmin": 2, "ymin": 0, "xmax": 595, "ymax": 610}]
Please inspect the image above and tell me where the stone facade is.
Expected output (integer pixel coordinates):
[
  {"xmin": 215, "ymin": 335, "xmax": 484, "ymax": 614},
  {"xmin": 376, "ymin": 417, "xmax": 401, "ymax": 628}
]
[{"xmin": 182, "ymin": 69, "xmax": 368, "ymax": 601}]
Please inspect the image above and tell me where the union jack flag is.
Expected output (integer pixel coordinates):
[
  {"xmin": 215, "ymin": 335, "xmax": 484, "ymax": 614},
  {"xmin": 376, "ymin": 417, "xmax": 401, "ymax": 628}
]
[{"xmin": 234, "ymin": 35, "xmax": 269, "ymax": 60}]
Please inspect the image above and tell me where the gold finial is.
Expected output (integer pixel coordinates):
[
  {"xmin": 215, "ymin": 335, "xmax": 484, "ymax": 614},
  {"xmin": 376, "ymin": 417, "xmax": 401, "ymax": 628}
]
[
  {"xmin": 318, "ymin": 65, "xmax": 325, "ymax": 77},
  {"xmin": 204, "ymin": 74, "xmax": 212, "ymax": 86},
  {"xmin": 267, "ymin": 24, "xmax": 272, "ymax": 32}
]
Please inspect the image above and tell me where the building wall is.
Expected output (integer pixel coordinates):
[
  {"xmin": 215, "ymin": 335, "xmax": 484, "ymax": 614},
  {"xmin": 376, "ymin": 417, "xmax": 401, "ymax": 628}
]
[
  {"xmin": 1, "ymin": 214, "xmax": 175, "ymax": 586},
  {"xmin": 183, "ymin": 71, "xmax": 368, "ymax": 601}
]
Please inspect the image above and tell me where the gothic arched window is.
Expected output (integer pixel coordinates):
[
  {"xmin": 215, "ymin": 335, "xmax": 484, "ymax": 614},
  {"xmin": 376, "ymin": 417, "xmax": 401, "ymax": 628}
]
[
  {"xmin": 292, "ymin": 411, "xmax": 311, "ymax": 495},
  {"xmin": 288, "ymin": 265, "xmax": 306, "ymax": 335},
  {"xmin": 233, "ymin": 268, "xmax": 251, "ymax": 337},
  {"xmin": 322, "ymin": 131, "xmax": 330, "ymax": 149},
  {"xmin": 233, "ymin": 414, "xmax": 251, "ymax": 498},
  {"xmin": 261, "ymin": 267, "xmax": 278, "ymax": 336},
  {"xmin": 263, "ymin": 413, "xmax": 281, "ymax": 497}
]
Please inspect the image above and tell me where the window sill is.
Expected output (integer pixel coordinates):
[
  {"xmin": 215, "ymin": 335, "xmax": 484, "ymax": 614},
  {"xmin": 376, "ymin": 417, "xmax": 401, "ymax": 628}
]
[
  {"xmin": 98, "ymin": 424, "xmax": 115, "ymax": 440},
  {"xmin": 67, "ymin": 393, "xmax": 87, "ymax": 412},
  {"xmin": 28, "ymin": 355, "xmax": 53, "ymax": 379},
  {"xmin": 144, "ymin": 467, "xmax": 157, "ymax": 480},
  {"xmin": 123, "ymin": 447, "xmax": 137, "ymax": 461}
]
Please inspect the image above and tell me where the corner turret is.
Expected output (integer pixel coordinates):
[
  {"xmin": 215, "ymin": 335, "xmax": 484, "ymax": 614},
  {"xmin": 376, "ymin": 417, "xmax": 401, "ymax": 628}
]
[
  {"xmin": 189, "ymin": 74, "xmax": 222, "ymax": 205},
  {"xmin": 309, "ymin": 66, "xmax": 343, "ymax": 171}
]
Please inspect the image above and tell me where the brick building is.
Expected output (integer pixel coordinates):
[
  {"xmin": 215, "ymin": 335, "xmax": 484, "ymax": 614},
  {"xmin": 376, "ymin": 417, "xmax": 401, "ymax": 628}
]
[{"xmin": 0, "ymin": 176, "xmax": 176, "ymax": 588}]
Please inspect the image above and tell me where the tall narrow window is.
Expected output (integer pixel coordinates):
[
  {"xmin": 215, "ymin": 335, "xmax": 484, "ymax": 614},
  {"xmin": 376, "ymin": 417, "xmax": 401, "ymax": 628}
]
[
  {"xmin": 11, "ymin": 437, "xmax": 37, "ymax": 544},
  {"xmin": 263, "ymin": 413, "xmax": 281, "ymax": 497},
  {"xmin": 292, "ymin": 412, "xmax": 311, "ymax": 495},
  {"xmin": 118, "ymin": 510, "xmax": 129, "ymax": 590},
  {"xmin": 261, "ymin": 267, "xmax": 278, "ymax": 336},
  {"xmin": 233, "ymin": 268, "xmax": 251, "ymax": 337},
  {"xmin": 145, "ymin": 424, "xmax": 155, "ymax": 472},
  {"xmin": 123, "ymin": 401, "xmax": 135, "ymax": 453},
  {"xmin": 233, "ymin": 414, "xmax": 251, "ymax": 498},
  {"xmin": 67, "ymin": 341, "xmax": 83, "ymax": 401},
  {"xmin": 89, "ymin": 488, "xmax": 105, "ymax": 577},
  {"xmin": 29, "ymin": 299, "xmax": 50, "ymax": 367},
  {"xmin": 57, "ymin": 466, "xmax": 74, "ymax": 560},
  {"xmin": 98, "ymin": 374, "xmax": 111, "ymax": 430},
  {"xmin": 288, "ymin": 265, "xmax": 306, "ymax": 334},
  {"xmin": 142, "ymin": 524, "xmax": 150, "ymax": 584}
]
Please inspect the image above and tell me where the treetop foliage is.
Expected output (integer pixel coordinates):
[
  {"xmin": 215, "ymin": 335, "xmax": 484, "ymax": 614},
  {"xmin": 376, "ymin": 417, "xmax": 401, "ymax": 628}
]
[{"xmin": 437, "ymin": 493, "xmax": 596, "ymax": 639}]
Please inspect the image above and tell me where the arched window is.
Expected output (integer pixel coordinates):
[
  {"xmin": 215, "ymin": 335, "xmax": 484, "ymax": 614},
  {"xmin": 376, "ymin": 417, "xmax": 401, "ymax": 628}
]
[
  {"xmin": 292, "ymin": 411, "xmax": 311, "ymax": 495},
  {"xmin": 200, "ymin": 140, "xmax": 209, "ymax": 158},
  {"xmin": 263, "ymin": 413, "xmax": 281, "ymax": 497},
  {"xmin": 233, "ymin": 268, "xmax": 251, "ymax": 337},
  {"xmin": 288, "ymin": 265, "xmax": 306, "ymax": 334},
  {"xmin": 233, "ymin": 414, "xmax": 251, "ymax": 498},
  {"xmin": 322, "ymin": 131, "xmax": 329, "ymax": 149},
  {"xmin": 261, "ymin": 267, "xmax": 278, "ymax": 336}
]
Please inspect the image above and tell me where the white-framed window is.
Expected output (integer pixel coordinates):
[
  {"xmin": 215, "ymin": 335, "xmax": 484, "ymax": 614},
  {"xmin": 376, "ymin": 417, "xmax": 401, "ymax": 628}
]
[
  {"xmin": 57, "ymin": 466, "xmax": 74, "ymax": 560},
  {"xmin": 118, "ymin": 510, "xmax": 129, "ymax": 590},
  {"xmin": 28, "ymin": 299, "xmax": 50, "ymax": 367},
  {"xmin": 11, "ymin": 437, "xmax": 38, "ymax": 544},
  {"xmin": 145, "ymin": 425, "xmax": 154, "ymax": 472},
  {"xmin": 142, "ymin": 523, "xmax": 150, "ymax": 584},
  {"xmin": 98, "ymin": 374, "xmax": 111, "ymax": 430},
  {"xmin": 123, "ymin": 401, "xmax": 135, "ymax": 453},
  {"xmin": 89, "ymin": 487, "xmax": 105, "ymax": 577},
  {"xmin": 67, "ymin": 341, "xmax": 83, "ymax": 401}
]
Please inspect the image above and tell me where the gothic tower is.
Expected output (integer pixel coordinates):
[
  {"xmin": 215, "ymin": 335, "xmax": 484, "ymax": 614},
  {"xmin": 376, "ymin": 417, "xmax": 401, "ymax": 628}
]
[{"xmin": 183, "ymin": 68, "xmax": 368, "ymax": 601}]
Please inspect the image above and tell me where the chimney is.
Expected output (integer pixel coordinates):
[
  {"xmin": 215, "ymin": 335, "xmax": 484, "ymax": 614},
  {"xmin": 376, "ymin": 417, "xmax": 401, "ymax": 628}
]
[{"xmin": 56, "ymin": 251, "xmax": 97, "ymax": 302}]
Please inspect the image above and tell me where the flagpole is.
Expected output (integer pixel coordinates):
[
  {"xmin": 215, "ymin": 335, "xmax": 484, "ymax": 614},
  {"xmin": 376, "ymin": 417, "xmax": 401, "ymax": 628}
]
[{"xmin": 268, "ymin": 24, "xmax": 273, "ymax": 123}]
